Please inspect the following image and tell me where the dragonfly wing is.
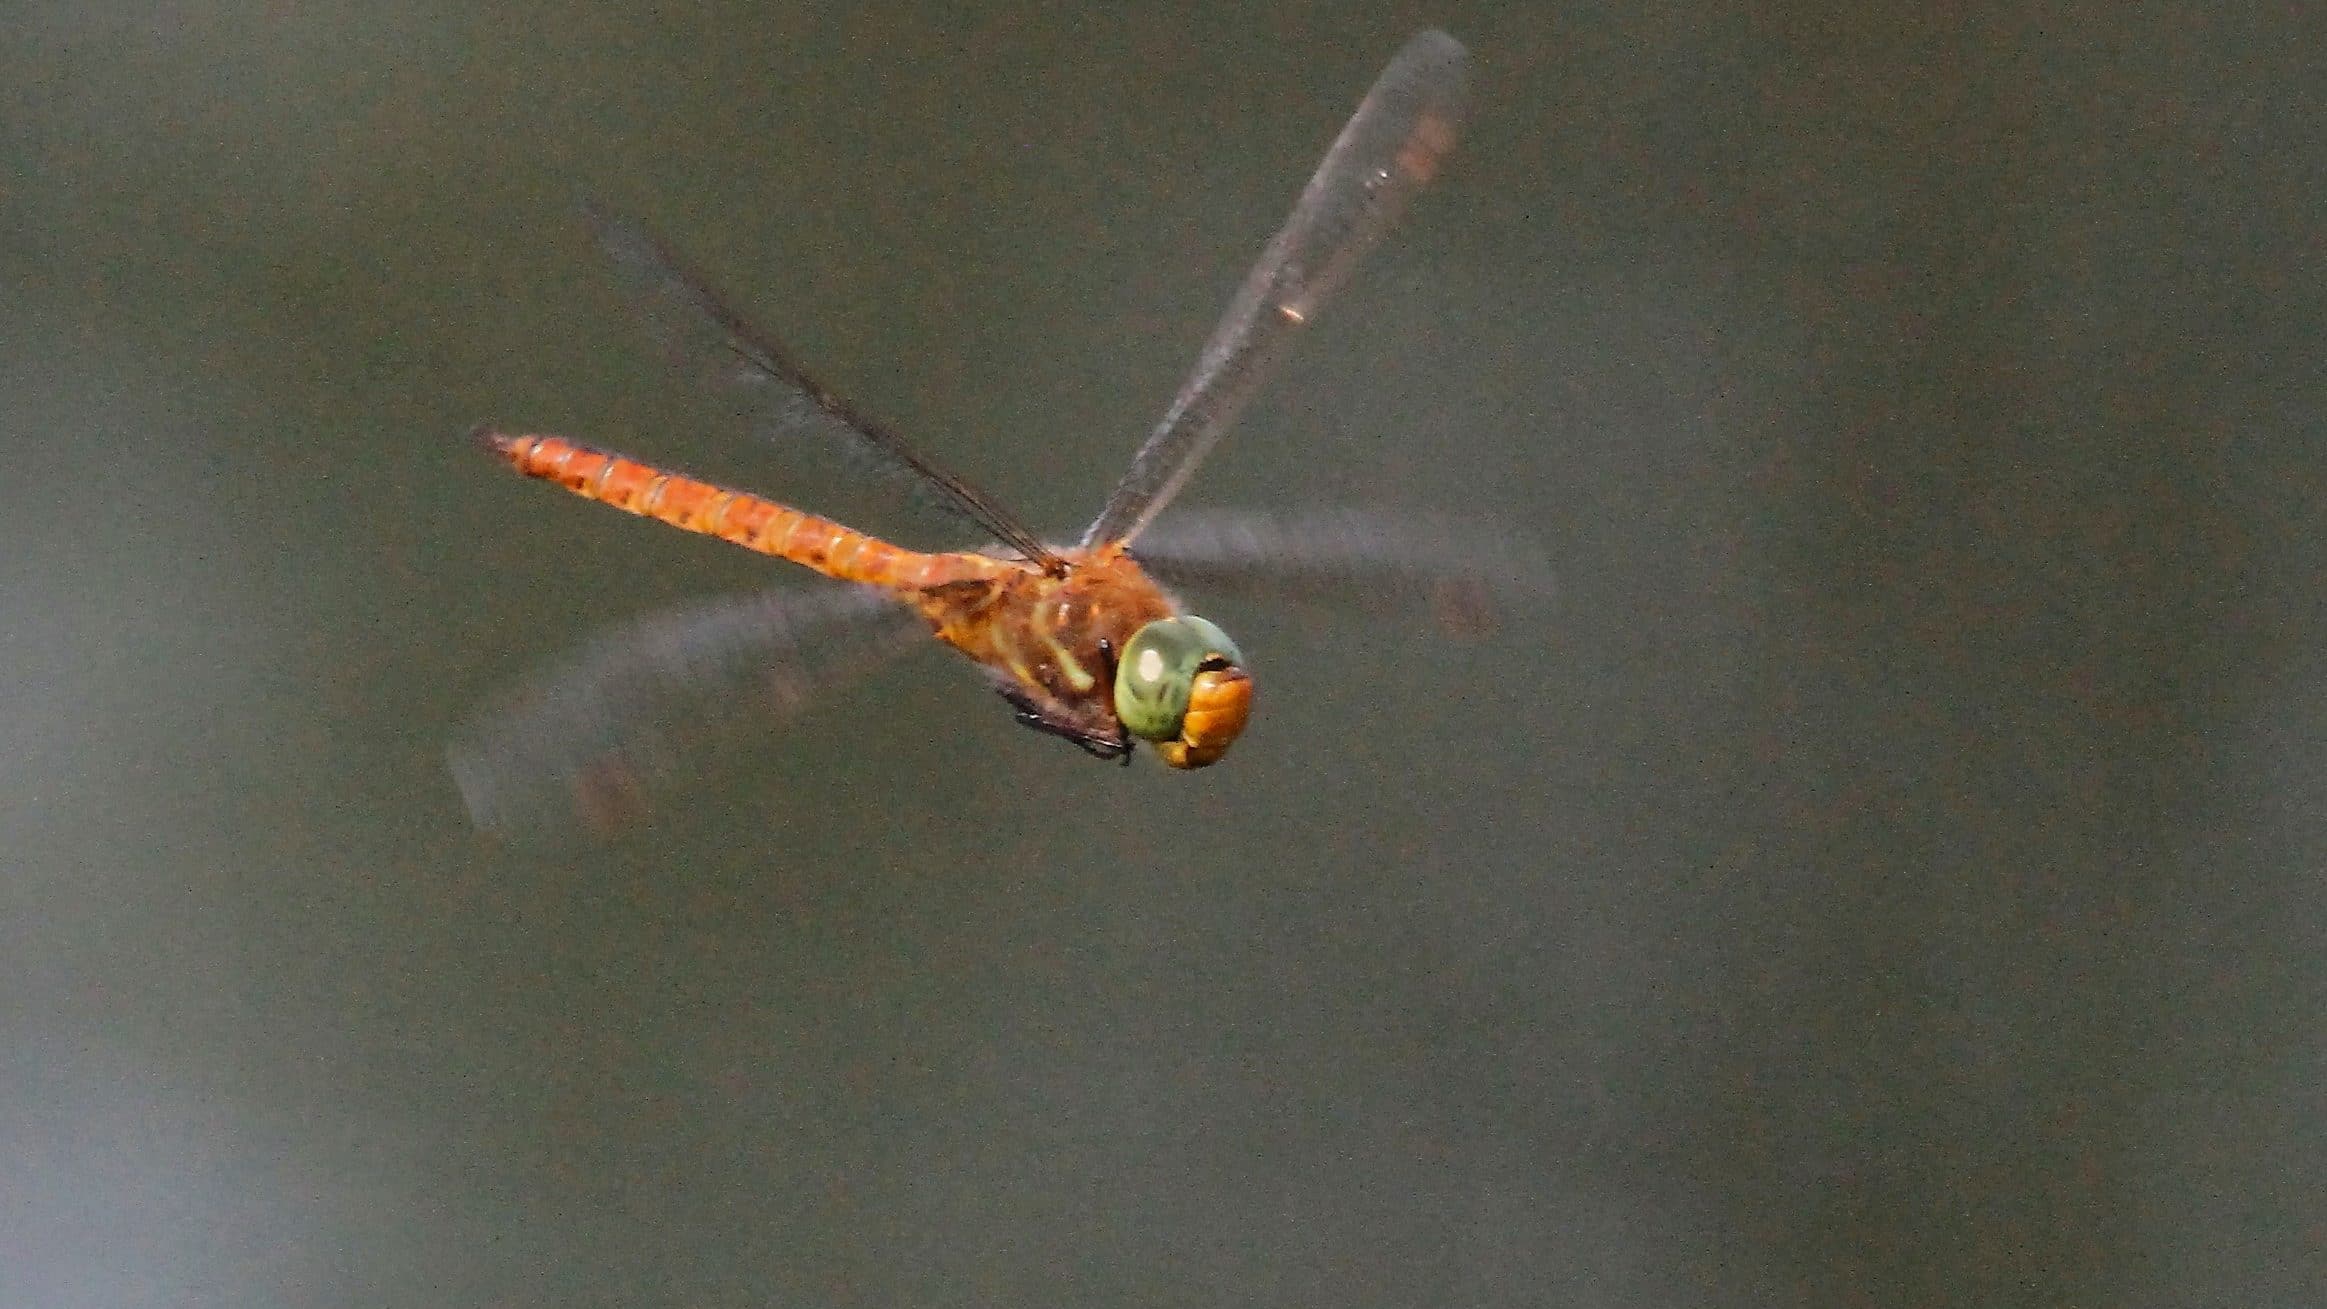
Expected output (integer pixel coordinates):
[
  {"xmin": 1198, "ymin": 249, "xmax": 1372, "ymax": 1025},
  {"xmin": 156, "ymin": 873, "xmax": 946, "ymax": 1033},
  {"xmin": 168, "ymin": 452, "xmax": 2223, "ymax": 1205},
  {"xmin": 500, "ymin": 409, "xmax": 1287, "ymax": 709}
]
[
  {"xmin": 1132, "ymin": 506, "xmax": 1553, "ymax": 632},
  {"xmin": 1081, "ymin": 30, "xmax": 1472, "ymax": 549},
  {"xmin": 583, "ymin": 201, "xmax": 1060, "ymax": 570},
  {"xmin": 449, "ymin": 584, "xmax": 925, "ymax": 839}
]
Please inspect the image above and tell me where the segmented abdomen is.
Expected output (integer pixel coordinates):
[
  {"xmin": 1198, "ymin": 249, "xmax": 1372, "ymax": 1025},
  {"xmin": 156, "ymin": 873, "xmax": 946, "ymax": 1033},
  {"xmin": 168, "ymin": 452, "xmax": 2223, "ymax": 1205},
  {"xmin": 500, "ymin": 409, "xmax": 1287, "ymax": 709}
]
[{"xmin": 476, "ymin": 429, "xmax": 1007, "ymax": 592}]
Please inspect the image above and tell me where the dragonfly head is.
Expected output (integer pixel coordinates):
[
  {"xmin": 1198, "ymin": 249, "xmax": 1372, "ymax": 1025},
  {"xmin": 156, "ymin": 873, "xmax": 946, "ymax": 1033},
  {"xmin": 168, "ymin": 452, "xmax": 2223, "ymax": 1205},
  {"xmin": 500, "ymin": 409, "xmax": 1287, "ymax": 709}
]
[{"xmin": 1114, "ymin": 616, "xmax": 1251, "ymax": 768}]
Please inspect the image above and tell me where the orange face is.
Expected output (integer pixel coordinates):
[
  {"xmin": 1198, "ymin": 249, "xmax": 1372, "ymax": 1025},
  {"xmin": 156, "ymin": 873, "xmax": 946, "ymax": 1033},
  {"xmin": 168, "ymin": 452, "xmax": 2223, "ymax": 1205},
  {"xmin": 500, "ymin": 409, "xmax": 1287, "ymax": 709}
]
[{"xmin": 1154, "ymin": 665, "xmax": 1253, "ymax": 768}]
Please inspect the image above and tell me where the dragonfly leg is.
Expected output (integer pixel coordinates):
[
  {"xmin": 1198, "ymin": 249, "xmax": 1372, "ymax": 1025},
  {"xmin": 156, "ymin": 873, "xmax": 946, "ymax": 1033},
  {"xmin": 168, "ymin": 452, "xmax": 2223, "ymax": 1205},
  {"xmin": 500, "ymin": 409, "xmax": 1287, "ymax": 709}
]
[
  {"xmin": 997, "ymin": 684, "xmax": 1131, "ymax": 763},
  {"xmin": 1097, "ymin": 638, "xmax": 1131, "ymax": 768}
]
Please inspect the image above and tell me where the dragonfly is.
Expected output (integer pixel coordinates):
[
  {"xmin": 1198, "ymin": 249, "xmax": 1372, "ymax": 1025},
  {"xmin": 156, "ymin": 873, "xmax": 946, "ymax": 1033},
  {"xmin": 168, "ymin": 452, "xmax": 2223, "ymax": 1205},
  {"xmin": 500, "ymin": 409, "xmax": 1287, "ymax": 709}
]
[{"xmin": 455, "ymin": 30, "xmax": 1546, "ymax": 833}]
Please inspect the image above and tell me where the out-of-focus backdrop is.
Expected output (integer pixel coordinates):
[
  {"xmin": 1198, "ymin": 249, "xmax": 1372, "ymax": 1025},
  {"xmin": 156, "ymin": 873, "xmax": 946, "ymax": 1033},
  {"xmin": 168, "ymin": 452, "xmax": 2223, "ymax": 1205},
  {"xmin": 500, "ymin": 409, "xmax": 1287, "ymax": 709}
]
[{"xmin": 4, "ymin": 3, "xmax": 2320, "ymax": 1305}]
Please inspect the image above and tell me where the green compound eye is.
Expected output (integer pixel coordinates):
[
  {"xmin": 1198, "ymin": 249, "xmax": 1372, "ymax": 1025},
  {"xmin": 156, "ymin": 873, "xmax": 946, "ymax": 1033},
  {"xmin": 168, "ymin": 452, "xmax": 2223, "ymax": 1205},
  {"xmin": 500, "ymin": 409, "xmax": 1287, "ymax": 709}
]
[{"xmin": 1113, "ymin": 616, "xmax": 1245, "ymax": 743}]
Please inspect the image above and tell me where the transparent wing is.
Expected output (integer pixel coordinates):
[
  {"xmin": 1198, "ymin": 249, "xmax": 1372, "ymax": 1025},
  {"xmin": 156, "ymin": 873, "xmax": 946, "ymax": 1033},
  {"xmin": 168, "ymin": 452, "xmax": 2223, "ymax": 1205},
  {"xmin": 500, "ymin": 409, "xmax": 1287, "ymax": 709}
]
[
  {"xmin": 584, "ymin": 201, "xmax": 1061, "ymax": 571},
  {"xmin": 1081, "ymin": 30, "xmax": 1472, "ymax": 549},
  {"xmin": 1132, "ymin": 506, "xmax": 1553, "ymax": 632},
  {"xmin": 448, "ymin": 585, "xmax": 925, "ymax": 840}
]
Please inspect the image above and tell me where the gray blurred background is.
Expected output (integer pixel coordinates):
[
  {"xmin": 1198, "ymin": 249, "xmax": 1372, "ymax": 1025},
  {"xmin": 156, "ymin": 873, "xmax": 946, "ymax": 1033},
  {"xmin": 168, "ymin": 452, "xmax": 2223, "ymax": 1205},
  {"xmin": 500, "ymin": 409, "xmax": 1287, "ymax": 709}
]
[{"xmin": 4, "ymin": 3, "xmax": 2322, "ymax": 1305}]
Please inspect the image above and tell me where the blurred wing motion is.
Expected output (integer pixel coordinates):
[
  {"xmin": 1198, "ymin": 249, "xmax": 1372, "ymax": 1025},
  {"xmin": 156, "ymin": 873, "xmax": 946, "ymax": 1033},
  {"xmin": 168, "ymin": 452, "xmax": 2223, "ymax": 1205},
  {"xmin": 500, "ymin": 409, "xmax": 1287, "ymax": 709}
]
[
  {"xmin": 448, "ymin": 586, "xmax": 923, "ymax": 839},
  {"xmin": 1082, "ymin": 29, "xmax": 1472, "ymax": 548},
  {"xmin": 584, "ymin": 201, "xmax": 1061, "ymax": 572},
  {"xmin": 1134, "ymin": 506, "xmax": 1554, "ymax": 631}
]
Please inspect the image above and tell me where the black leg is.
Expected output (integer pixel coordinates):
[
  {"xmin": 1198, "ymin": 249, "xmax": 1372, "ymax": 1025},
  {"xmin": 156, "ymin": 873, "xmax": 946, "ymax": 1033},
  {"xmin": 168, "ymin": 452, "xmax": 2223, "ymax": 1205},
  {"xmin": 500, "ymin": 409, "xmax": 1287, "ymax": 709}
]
[
  {"xmin": 1095, "ymin": 638, "xmax": 1132, "ymax": 767},
  {"xmin": 998, "ymin": 686, "xmax": 1129, "ymax": 761}
]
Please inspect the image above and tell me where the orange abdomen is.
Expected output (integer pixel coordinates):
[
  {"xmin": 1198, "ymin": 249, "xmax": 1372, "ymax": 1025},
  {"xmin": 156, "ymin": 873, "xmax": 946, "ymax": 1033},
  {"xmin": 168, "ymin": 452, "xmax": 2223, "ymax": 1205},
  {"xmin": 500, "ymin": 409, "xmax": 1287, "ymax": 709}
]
[{"xmin": 476, "ymin": 429, "xmax": 1006, "ymax": 592}]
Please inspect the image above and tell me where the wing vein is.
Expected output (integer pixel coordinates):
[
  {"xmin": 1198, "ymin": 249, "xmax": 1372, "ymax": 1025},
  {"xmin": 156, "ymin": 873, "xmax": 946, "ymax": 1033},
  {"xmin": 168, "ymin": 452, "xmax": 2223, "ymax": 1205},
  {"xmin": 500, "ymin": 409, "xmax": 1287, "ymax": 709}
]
[{"xmin": 1082, "ymin": 30, "xmax": 1472, "ymax": 548}]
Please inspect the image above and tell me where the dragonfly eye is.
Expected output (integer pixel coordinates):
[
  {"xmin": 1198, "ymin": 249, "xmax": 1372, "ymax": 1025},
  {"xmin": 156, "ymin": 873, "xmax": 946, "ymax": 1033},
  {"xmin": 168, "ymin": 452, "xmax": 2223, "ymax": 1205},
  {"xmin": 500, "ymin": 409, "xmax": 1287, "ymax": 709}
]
[{"xmin": 1114, "ymin": 616, "xmax": 1250, "ymax": 766}]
